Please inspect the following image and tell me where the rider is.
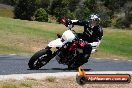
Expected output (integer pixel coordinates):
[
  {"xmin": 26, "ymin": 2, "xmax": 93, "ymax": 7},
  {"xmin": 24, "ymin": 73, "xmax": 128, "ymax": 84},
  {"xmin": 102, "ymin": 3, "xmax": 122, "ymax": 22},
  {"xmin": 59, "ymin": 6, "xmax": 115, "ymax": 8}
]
[{"xmin": 65, "ymin": 14, "xmax": 103, "ymax": 66}]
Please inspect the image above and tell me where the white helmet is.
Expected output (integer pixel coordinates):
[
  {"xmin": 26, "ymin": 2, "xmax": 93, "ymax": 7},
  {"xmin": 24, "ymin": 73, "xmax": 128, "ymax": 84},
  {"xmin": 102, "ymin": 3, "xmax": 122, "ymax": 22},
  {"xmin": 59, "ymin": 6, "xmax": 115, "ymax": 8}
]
[
  {"xmin": 89, "ymin": 14, "xmax": 100, "ymax": 25},
  {"xmin": 88, "ymin": 14, "xmax": 100, "ymax": 21}
]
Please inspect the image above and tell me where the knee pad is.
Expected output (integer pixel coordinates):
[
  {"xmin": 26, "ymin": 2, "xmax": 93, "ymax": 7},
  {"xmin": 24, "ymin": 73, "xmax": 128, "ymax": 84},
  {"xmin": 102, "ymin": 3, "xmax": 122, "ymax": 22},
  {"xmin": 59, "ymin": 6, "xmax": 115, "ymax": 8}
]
[{"xmin": 84, "ymin": 44, "xmax": 92, "ymax": 54}]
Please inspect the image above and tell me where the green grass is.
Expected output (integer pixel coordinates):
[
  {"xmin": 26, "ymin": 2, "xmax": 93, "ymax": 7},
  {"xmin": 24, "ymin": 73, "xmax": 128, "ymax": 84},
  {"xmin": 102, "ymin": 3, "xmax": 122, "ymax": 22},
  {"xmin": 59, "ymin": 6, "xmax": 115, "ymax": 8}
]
[
  {"xmin": 0, "ymin": 80, "xmax": 33, "ymax": 88},
  {"xmin": 45, "ymin": 76, "xmax": 56, "ymax": 82},
  {"xmin": 20, "ymin": 82, "xmax": 32, "ymax": 88},
  {"xmin": 0, "ymin": 4, "xmax": 14, "ymax": 18},
  {"xmin": 0, "ymin": 17, "xmax": 132, "ymax": 59},
  {"xmin": 102, "ymin": 29, "xmax": 132, "ymax": 56},
  {"xmin": 1, "ymin": 83, "xmax": 17, "ymax": 88},
  {"xmin": 97, "ymin": 29, "xmax": 132, "ymax": 59},
  {"xmin": 0, "ymin": 17, "xmax": 65, "ymax": 55}
]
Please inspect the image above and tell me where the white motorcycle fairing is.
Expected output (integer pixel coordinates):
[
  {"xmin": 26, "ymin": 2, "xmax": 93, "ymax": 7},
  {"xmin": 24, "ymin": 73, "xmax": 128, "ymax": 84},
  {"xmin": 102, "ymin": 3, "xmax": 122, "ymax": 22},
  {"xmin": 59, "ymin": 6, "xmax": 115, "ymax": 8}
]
[
  {"xmin": 48, "ymin": 38, "xmax": 63, "ymax": 47},
  {"xmin": 48, "ymin": 30, "xmax": 75, "ymax": 48}
]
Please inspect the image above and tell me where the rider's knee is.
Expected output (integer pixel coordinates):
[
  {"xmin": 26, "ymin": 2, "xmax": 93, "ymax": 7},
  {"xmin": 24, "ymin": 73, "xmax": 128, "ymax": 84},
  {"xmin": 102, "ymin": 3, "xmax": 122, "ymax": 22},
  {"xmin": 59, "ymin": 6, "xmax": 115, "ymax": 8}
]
[{"xmin": 84, "ymin": 44, "xmax": 92, "ymax": 54}]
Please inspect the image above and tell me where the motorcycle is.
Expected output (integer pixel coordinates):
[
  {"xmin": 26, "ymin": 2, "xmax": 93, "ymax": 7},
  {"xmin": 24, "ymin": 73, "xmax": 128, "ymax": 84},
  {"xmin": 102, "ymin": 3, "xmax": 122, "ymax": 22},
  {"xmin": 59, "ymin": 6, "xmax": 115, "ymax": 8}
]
[{"xmin": 28, "ymin": 19, "xmax": 98, "ymax": 70}]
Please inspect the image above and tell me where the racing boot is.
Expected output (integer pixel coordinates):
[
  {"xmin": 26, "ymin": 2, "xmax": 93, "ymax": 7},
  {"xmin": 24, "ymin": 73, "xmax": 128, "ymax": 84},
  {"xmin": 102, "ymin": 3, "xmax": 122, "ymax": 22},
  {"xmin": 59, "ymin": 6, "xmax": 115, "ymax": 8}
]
[
  {"xmin": 83, "ymin": 54, "xmax": 90, "ymax": 63},
  {"xmin": 69, "ymin": 54, "xmax": 90, "ymax": 70}
]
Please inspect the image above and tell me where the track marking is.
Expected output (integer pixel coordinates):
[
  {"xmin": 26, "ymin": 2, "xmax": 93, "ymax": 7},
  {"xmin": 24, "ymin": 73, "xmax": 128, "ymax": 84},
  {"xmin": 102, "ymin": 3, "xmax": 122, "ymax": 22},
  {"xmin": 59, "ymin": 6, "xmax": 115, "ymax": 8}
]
[
  {"xmin": 128, "ymin": 60, "xmax": 132, "ymax": 62},
  {"xmin": 114, "ymin": 59, "xmax": 119, "ymax": 60}
]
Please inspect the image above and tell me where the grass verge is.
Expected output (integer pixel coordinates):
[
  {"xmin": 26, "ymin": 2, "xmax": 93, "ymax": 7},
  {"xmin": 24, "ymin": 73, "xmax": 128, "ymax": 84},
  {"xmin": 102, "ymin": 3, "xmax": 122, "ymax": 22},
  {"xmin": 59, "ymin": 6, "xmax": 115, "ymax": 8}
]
[
  {"xmin": 0, "ymin": 76, "xmax": 132, "ymax": 88},
  {"xmin": 92, "ymin": 28, "xmax": 132, "ymax": 59}
]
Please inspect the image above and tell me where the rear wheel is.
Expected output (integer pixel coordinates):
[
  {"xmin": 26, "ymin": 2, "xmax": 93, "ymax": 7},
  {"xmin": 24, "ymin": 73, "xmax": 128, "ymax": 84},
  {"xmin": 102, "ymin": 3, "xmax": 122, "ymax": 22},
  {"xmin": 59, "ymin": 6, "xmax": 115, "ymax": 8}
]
[{"xmin": 28, "ymin": 47, "xmax": 52, "ymax": 70}]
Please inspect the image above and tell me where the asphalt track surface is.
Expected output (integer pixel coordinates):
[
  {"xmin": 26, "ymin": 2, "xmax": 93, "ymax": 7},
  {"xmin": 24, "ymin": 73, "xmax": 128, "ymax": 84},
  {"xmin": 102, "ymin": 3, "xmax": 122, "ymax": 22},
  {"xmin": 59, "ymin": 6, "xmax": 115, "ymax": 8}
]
[{"xmin": 0, "ymin": 55, "xmax": 132, "ymax": 75}]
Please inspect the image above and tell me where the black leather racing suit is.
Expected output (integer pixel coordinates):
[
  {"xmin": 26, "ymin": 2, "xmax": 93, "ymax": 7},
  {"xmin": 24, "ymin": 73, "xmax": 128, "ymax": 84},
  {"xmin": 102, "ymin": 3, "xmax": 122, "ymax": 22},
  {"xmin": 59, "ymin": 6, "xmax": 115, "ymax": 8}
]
[{"xmin": 70, "ymin": 20, "xmax": 103, "ymax": 63}]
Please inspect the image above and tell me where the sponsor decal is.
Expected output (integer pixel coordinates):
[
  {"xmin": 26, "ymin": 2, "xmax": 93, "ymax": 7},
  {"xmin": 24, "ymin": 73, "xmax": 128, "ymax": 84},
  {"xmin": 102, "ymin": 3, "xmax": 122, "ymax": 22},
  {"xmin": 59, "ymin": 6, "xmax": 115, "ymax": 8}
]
[{"xmin": 76, "ymin": 67, "xmax": 131, "ymax": 85}]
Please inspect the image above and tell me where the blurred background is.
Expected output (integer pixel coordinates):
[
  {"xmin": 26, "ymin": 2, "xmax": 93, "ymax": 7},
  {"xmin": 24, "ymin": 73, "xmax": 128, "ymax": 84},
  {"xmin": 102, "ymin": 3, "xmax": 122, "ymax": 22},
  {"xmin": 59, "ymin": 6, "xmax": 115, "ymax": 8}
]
[{"xmin": 0, "ymin": 0, "xmax": 131, "ymax": 59}]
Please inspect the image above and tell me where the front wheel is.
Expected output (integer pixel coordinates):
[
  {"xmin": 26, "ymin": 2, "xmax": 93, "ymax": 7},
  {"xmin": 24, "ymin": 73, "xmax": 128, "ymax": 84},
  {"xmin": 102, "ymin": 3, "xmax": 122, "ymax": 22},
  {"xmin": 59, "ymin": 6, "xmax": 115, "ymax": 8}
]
[{"xmin": 28, "ymin": 47, "xmax": 52, "ymax": 70}]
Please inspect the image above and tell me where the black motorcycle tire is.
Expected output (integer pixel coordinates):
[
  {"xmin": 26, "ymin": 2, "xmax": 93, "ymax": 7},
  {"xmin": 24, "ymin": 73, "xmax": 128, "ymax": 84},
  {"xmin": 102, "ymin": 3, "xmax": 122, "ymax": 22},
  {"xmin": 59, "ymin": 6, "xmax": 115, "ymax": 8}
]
[{"xmin": 28, "ymin": 48, "xmax": 52, "ymax": 70}]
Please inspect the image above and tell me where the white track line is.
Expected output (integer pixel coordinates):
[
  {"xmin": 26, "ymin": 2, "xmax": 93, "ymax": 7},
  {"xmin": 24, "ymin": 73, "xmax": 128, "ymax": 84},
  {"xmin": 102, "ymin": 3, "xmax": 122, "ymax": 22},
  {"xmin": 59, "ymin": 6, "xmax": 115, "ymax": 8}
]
[
  {"xmin": 0, "ymin": 71, "xmax": 132, "ymax": 81},
  {"xmin": 92, "ymin": 58, "xmax": 132, "ymax": 62},
  {"xmin": 128, "ymin": 60, "xmax": 132, "ymax": 61},
  {"xmin": 113, "ymin": 59, "xmax": 119, "ymax": 60}
]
